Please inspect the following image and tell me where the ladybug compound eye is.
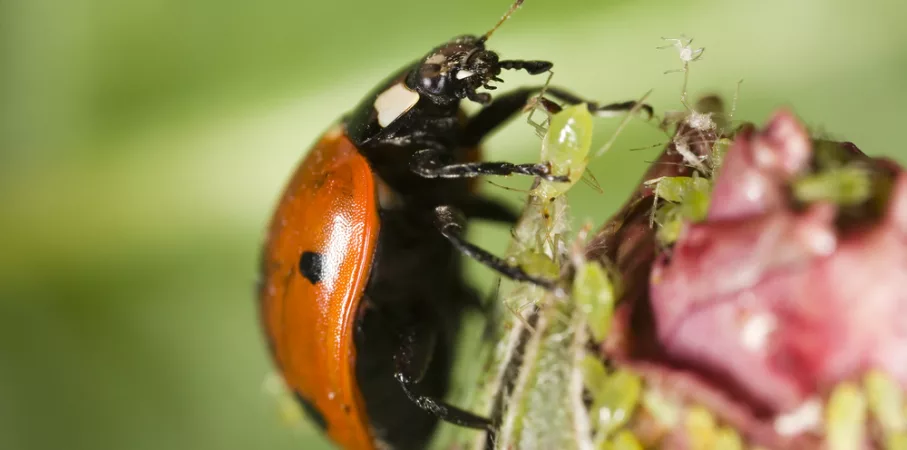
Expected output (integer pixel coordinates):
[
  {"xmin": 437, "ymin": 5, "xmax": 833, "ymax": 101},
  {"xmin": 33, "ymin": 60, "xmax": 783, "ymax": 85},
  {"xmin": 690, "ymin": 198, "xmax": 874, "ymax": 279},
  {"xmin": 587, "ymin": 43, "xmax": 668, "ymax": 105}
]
[
  {"xmin": 412, "ymin": 60, "xmax": 453, "ymax": 96},
  {"xmin": 420, "ymin": 72, "xmax": 448, "ymax": 95}
]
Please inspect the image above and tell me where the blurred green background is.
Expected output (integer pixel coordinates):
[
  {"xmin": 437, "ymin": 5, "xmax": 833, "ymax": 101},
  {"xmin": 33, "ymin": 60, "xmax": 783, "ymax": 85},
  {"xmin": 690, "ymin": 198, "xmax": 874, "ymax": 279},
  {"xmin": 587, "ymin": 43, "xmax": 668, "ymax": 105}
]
[{"xmin": 1, "ymin": 0, "xmax": 904, "ymax": 449}]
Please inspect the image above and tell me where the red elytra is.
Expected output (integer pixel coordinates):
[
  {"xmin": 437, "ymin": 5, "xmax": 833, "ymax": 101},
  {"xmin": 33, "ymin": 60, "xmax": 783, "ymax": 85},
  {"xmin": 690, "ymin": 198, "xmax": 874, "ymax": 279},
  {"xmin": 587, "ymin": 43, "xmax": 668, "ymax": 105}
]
[{"xmin": 260, "ymin": 128, "xmax": 378, "ymax": 449}]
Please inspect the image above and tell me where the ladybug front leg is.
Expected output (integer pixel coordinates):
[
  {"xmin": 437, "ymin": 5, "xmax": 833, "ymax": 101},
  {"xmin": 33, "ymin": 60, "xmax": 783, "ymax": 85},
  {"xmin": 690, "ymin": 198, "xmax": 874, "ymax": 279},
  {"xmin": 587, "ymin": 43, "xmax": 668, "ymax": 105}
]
[
  {"xmin": 411, "ymin": 148, "xmax": 569, "ymax": 182},
  {"xmin": 462, "ymin": 85, "xmax": 654, "ymax": 147},
  {"xmin": 434, "ymin": 205, "xmax": 558, "ymax": 291},
  {"xmin": 394, "ymin": 323, "xmax": 492, "ymax": 430}
]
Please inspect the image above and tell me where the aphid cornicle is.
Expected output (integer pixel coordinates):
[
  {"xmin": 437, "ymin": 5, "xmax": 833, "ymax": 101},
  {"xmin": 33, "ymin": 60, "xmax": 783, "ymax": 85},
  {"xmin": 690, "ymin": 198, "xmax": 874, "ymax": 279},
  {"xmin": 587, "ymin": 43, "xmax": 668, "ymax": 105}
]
[{"xmin": 257, "ymin": 1, "xmax": 650, "ymax": 448}]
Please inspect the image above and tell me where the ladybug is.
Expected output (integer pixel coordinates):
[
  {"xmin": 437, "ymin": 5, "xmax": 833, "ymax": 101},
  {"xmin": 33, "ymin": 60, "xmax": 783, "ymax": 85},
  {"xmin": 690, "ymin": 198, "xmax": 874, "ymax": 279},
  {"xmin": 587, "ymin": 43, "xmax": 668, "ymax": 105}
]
[{"xmin": 258, "ymin": 1, "xmax": 649, "ymax": 449}]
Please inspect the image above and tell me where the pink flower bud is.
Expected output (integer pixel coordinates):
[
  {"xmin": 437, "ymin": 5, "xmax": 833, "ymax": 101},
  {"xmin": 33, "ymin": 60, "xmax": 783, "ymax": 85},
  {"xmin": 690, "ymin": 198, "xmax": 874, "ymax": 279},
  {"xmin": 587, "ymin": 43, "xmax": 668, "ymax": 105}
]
[{"xmin": 590, "ymin": 107, "xmax": 907, "ymax": 449}]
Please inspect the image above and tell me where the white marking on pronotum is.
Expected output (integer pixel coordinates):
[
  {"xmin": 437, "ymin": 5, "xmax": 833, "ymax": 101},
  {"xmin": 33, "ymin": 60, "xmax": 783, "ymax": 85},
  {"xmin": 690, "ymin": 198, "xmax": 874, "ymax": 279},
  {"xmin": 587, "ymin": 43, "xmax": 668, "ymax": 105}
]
[
  {"xmin": 374, "ymin": 83, "xmax": 420, "ymax": 127},
  {"xmin": 456, "ymin": 70, "xmax": 475, "ymax": 79},
  {"xmin": 425, "ymin": 52, "xmax": 446, "ymax": 65}
]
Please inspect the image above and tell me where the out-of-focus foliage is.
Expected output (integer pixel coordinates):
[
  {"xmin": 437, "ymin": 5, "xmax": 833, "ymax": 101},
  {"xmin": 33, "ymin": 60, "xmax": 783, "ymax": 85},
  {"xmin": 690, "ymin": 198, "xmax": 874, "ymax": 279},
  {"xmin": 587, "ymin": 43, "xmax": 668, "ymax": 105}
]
[{"xmin": 1, "ymin": 1, "xmax": 905, "ymax": 449}]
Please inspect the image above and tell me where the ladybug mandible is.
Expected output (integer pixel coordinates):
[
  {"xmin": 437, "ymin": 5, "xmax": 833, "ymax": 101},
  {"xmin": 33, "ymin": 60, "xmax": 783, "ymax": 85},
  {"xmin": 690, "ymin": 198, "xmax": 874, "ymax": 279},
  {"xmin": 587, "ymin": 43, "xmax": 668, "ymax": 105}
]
[{"xmin": 258, "ymin": 1, "xmax": 647, "ymax": 448}]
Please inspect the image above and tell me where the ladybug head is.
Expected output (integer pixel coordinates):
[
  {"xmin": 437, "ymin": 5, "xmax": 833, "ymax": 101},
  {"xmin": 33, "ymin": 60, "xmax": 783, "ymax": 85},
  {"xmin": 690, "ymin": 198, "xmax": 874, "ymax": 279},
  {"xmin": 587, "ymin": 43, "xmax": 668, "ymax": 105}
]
[
  {"xmin": 407, "ymin": 0, "xmax": 549, "ymax": 105},
  {"xmin": 408, "ymin": 35, "xmax": 551, "ymax": 105}
]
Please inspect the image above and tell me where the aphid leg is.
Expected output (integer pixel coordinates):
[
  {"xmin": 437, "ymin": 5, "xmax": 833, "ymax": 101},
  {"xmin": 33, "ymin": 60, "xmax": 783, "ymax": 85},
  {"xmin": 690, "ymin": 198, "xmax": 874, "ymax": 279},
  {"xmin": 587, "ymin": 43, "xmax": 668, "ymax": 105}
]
[{"xmin": 524, "ymin": 70, "xmax": 556, "ymax": 137}]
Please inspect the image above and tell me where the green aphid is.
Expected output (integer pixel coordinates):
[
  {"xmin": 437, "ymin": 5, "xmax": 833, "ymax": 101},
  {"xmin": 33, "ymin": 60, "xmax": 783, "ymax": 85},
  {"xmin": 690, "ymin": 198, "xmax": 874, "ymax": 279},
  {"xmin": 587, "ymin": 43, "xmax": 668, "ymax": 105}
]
[
  {"xmin": 886, "ymin": 432, "xmax": 907, "ymax": 450},
  {"xmin": 792, "ymin": 165, "xmax": 872, "ymax": 207},
  {"xmin": 655, "ymin": 203, "xmax": 684, "ymax": 245},
  {"xmin": 649, "ymin": 175, "xmax": 711, "ymax": 204},
  {"xmin": 864, "ymin": 370, "xmax": 906, "ymax": 434},
  {"xmin": 813, "ymin": 140, "xmax": 866, "ymax": 169},
  {"xmin": 649, "ymin": 174, "xmax": 712, "ymax": 245},
  {"xmin": 589, "ymin": 369, "xmax": 642, "ymax": 438},
  {"xmin": 685, "ymin": 406, "xmax": 718, "ymax": 450},
  {"xmin": 826, "ymin": 383, "xmax": 867, "ymax": 450},
  {"xmin": 605, "ymin": 430, "xmax": 643, "ymax": 450},
  {"xmin": 712, "ymin": 427, "xmax": 744, "ymax": 450},
  {"xmin": 533, "ymin": 104, "xmax": 594, "ymax": 200},
  {"xmin": 642, "ymin": 389, "xmax": 681, "ymax": 428},
  {"xmin": 581, "ymin": 355, "xmax": 609, "ymax": 390},
  {"xmin": 573, "ymin": 262, "xmax": 616, "ymax": 343},
  {"xmin": 516, "ymin": 250, "xmax": 560, "ymax": 280}
]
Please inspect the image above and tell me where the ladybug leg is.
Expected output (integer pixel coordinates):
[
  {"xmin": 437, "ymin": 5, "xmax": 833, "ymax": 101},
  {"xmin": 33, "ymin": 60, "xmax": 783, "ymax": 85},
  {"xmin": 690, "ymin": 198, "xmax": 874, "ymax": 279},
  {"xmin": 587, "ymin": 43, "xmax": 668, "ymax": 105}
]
[
  {"xmin": 394, "ymin": 325, "xmax": 492, "ymax": 430},
  {"xmin": 498, "ymin": 59, "xmax": 554, "ymax": 75},
  {"xmin": 434, "ymin": 205, "xmax": 558, "ymax": 291},
  {"xmin": 462, "ymin": 86, "xmax": 653, "ymax": 147},
  {"xmin": 546, "ymin": 86, "xmax": 654, "ymax": 119},
  {"xmin": 411, "ymin": 148, "xmax": 569, "ymax": 183}
]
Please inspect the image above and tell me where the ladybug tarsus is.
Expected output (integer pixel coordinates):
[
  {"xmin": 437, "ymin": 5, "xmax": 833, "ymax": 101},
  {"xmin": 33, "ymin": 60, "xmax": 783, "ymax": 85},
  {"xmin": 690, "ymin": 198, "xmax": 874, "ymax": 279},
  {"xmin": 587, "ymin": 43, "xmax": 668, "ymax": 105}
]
[{"xmin": 397, "ymin": 379, "xmax": 493, "ymax": 430}]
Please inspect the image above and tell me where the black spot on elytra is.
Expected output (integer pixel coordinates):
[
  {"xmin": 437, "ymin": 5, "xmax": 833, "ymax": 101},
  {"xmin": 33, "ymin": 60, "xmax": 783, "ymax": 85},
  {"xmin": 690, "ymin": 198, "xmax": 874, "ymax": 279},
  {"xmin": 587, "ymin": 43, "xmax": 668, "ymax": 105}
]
[
  {"xmin": 295, "ymin": 392, "xmax": 328, "ymax": 431},
  {"xmin": 299, "ymin": 251, "xmax": 324, "ymax": 284}
]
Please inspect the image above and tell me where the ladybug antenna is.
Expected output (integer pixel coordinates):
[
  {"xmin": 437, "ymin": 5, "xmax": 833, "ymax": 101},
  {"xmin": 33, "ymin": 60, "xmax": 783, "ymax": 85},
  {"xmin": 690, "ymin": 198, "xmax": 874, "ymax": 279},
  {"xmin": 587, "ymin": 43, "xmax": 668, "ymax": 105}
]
[{"xmin": 479, "ymin": 0, "xmax": 524, "ymax": 44}]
